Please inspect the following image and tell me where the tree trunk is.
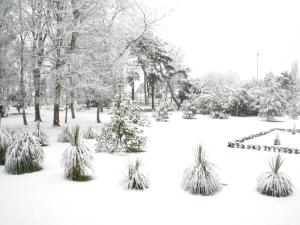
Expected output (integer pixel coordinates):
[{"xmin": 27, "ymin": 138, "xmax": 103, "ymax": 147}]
[
  {"xmin": 53, "ymin": 0, "xmax": 63, "ymax": 127},
  {"xmin": 166, "ymin": 78, "xmax": 181, "ymax": 109},
  {"xmin": 53, "ymin": 76, "xmax": 61, "ymax": 126},
  {"xmin": 140, "ymin": 62, "xmax": 149, "ymax": 106},
  {"xmin": 96, "ymin": 102, "xmax": 101, "ymax": 123},
  {"xmin": 70, "ymin": 91, "xmax": 75, "ymax": 119},
  {"xmin": 20, "ymin": 37, "xmax": 27, "ymax": 126},
  {"xmin": 131, "ymin": 83, "xmax": 135, "ymax": 101},
  {"xmin": 65, "ymin": 96, "xmax": 68, "ymax": 123},
  {"xmin": 151, "ymin": 83, "xmax": 155, "ymax": 110}
]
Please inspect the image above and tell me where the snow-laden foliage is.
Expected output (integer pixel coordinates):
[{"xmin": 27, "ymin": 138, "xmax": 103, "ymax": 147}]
[
  {"xmin": 273, "ymin": 133, "xmax": 281, "ymax": 146},
  {"xmin": 211, "ymin": 111, "xmax": 229, "ymax": 119},
  {"xmin": 83, "ymin": 127, "xmax": 97, "ymax": 139},
  {"xmin": 257, "ymin": 155, "xmax": 293, "ymax": 197},
  {"xmin": 61, "ymin": 126, "xmax": 94, "ymax": 181},
  {"xmin": 154, "ymin": 102, "xmax": 169, "ymax": 122},
  {"xmin": 182, "ymin": 100, "xmax": 196, "ymax": 119},
  {"xmin": 57, "ymin": 127, "xmax": 70, "ymax": 143},
  {"xmin": 122, "ymin": 159, "xmax": 149, "ymax": 190},
  {"xmin": 259, "ymin": 73, "xmax": 288, "ymax": 121},
  {"xmin": 0, "ymin": 128, "xmax": 13, "ymax": 165},
  {"xmin": 5, "ymin": 132, "xmax": 44, "ymax": 174},
  {"xmin": 33, "ymin": 122, "xmax": 49, "ymax": 146},
  {"xmin": 182, "ymin": 145, "xmax": 222, "ymax": 195},
  {"xmin": 96, "ymin": 95, "xmax": 149, "ymax": 153}
]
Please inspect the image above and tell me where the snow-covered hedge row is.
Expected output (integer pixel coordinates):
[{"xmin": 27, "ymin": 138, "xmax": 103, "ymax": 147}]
[{"xmin": 228, "ymin": 128, "xmax": 300, "ymax": 154}]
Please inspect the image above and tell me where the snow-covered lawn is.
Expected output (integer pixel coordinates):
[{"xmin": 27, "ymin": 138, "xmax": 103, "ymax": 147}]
[{"xmin": 0, "ymin": 108, "xmax": 299, "ymax": 225}]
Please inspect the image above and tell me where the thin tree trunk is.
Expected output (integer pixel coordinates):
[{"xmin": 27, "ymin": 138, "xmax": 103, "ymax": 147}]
[
  {"xmin": 151, "ymin": 83, "xmax": 155, "ymax": 110},
  {"xmin": 96, "ymin": 102, "xmax": 101, "ymax": 123},
  {"xmin": 131, "ymin": 83, "xmax": 135, "ymax": 100},
  {"xmin": 70, "ymin": 91, "xmax": 75, "ymax": 119},
  {"xmin": 53, "ymin": 75, "xmax": 61, "ymax": 126},
  {"xmin": 20, "ymin": 38, "xmax": 27, "ymax": 126},
  {"xmin": 65, "ymin": 96, "xmax": 68, "ymax": 123},
  {"xmin": 140, "ymin": 62, "xmax": 149, "ymax": 106},
  {"xmin": 166, "ymin": 78, "xmax": 181, "ymax": 109}
]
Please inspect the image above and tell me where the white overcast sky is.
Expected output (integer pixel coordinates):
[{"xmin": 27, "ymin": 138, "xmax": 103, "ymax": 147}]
[{"xmin": 145, "ymin": 0, "xmax": 300, "ymax": 80}]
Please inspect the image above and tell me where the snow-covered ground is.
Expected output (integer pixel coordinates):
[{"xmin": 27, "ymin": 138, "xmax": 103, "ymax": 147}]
[{"xmin": 0, "ymin": 108, "xmax": 300, "ymax": 225}]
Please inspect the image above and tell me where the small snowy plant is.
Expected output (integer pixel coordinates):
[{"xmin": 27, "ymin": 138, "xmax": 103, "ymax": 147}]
[
  {"xmin": 57, "ymin": 127, "xmax": 70, "ymax": 142},
  {"xmin": 122, "ymin": 159, "xmax": 149, "ymax": 190},
  {"xmin": 5, "ymin": 132, "xmax": 44, "ymax": 174},
  {"xmin": 182, "ymin": 101, "xmax": 196, "ymax": 119},
  {"xmin": 0, "ymin": 128, "xmax": 13, "ymax": 165},
  {"xmin": 33, "ymin": 122, "xmax": 49, "ymax": 146},
  {"xmin": 182, "ymin": 145, "xmax": 222, "ymax": 195},
  {"xmin": 257, "ymin": 154, "xmax": 293, "ymax": 197},
  {"xmin": 154, "ymin": 102, "xmax": 169, "ymax": 122},
  {"xmin": 96, "ymin": 95, "xmax": 149, "ymax": 153},
  {"xmin": 292, "ymin": 123, "xmax": 296, "ymax": 135},
  {"xmin": 273, "ymin": 133, "xmax": 281, "ymax": 146},
  {"xmin": 83, "ymin": 127, "xmax": 97, "ymax": 139},
  {"xmin": 61, "ymin": 126, "xmax": 94, "ymax": 181}
]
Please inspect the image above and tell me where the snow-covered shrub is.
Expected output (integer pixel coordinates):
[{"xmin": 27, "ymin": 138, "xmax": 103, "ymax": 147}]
[
  {"xmin": 83, "ymin": 127, "xmax": 97, "ymax": 139},
  {"xmin": 57, "ymin": 127, "xmax": 70, "ymax": 143},
  {"xmin": 5, "ymin": 132, "xmax": 44, "ymax": 174},
  {"xmin": 33, "ymin": 122, "xmax": 49, "ymax": 146},
  {"xmin": 273, "ymin": 133, "xmax": 281, "ymax": 146},
  {"xmin": 292, "ymin": 123, "xmax": 296, "ymax": 135},
  {"xmin": 211, "ymin": 111, "xmax": 229, "ymax": 119},
  {"xmin": 257, "ymin": 154, "xmax": 293, "ymax": 197},
  {"xmin": 259, "ymin": 73, "xmax": 288, "ymax": 121},
  {"xmin": 96, "ymin": 95, "xmax": 149, "ymax": 153},
  {"xmin": 0, "ymin": 128, "xmax": 13, "ymax": 165},
  {"xmin": 122, "ymin": 159, "xmax": 149, "ymax": 190},
  {"xmin": 61, "ymin": 126, "xmax": 94, "ymax": 181},
  {"xmin": 182, "ymin": 100, "xmax": 197, "ymax": 119},
  {"xmin": 182, "ymin": 145, "xmax": 222, "ymax": 195},
  {"xmin": 154, "ymin": 102, "xmax": 169, "ymax": 122}
]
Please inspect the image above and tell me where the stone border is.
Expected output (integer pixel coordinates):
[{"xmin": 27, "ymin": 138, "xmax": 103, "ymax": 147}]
[{"xmin": 227, "ymin": 128, "xmax": 300, "ymax": 154}]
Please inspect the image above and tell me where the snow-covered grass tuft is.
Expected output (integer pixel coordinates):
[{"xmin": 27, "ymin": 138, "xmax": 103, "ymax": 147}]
[
  {"xmin": 182, "ymin": 145, "xmax": 222, "ymax": 195},
  {"xmin": 61, "ymin": 126, "xmax": 94, "ymax": 181},
  {"xmin": 0, "ymin": 128, "xmax": 13, "ymax": 165},
  {"xmin": 5, "ymin": 132, "xmax": 44, "ymax": 174},
  {"xmin": 273, "ymin": 133, "xmax": 281, "ymax": 146},
  {"xmin": 33, "ymin": 122, "xmax": 49, "ymax": 146},
  {"xmin": 122, "ymin": 159, "xmax": 149, "ymax": 190},
  {"xmin": 57, "ymin": 127, "xmax": 70, "ymax": 143},
  {"xmin": 257, "ymin": 154, "xmax": 293, "ymax": 197},
  {"xmin": 83, "ymin": 127, "xmax": 97, "ymax": 139}
]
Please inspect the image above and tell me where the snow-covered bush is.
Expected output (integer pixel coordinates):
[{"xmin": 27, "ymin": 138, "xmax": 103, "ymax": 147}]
[
  {"xmin": 211, "ymin": 111, "xmax": 229, "ymax": 119},
  {"xmin": 154, "ymin": 102, "xmax": 169, "ymax": 122},
  {"xmin": 96, "ymin": 95, "xmax": 149, "ymax": 153},
  {"xmin": 122, "ymin": 159, "xmax": 149, "ymax": 190},
  {"xmin": 5, "ymin": 132, "xmax": 44, "ymax": 174},
  {"xmin": 83, "ymin": 127, "xmax": 97, "ymax": 139},
  {"xmin": 182, "ymin": 145, "xmax": 222, "ymax": 195},
  {"xmin": 292, "ymin": 123, "xmax": 296, "ymax": 135},
  {"xmin": 182, "ymin": 101, "xmax": 196, "ymax": 119},
  {"xmin": 259, "ymin": 73, "xmax": 288, "ymax": 121},
  {"xmin": 61, "ymin": 126, "xmax": 94, "ymax": 181},
  {"xmin": 257, "ymin": 154, "xmax": 293, "ymax": 197},
  {"xmin": 0, "ymin": 128, "xmax": 13, "ymax": 165},
  {"xmin": 273, "ymin": 133, "xmax": 281, "ymax": 146},
  {"xmin": 33, "ymin": 122, "xmax": 49, "ymax": 146},
  {"xmin": 57, "ymin": 127, "xmax": 70, "ymax": 143}
]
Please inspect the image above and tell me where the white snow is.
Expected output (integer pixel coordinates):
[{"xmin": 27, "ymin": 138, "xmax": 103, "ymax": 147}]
[{"xmin": 0, "ymin": 108, "xmax": 299, "ymax": 225}]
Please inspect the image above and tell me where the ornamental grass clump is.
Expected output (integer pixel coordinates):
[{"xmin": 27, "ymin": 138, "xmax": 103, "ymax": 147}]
[
  {"xmin": 182, "ymin": 145, "xmax": 222, "ymax": 195},
  {"xmin": 57, "ymin": 127, "xmax": 70, "ymax": 143},
  {"xmin": 33, "ymin": 122, "xmax": 49, "ymax": 146},
  {"xmin": 61, "ymin": 126, "xmax": 94, "ymax": 181},
  {"xmin": 0, "ymin": 128, "xmax": 13, "ymax": 165},
  {"xmin": 257, "ymin": 154, "xmax": 293, "ymax": 197},
  {"xmin": 83, "ymin": 127, "xmax": 97, "ymax": 139},
  {"xmin": 122, "ymin": 159, "xmax": 149, "ymax": 190},
  {"xmin": 5, "ymin": 132, "xmax": 44, "ymax": 174},
  {"xmin": 273, "ymin": 133, "xmax": 281, "ymax": 146}
]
